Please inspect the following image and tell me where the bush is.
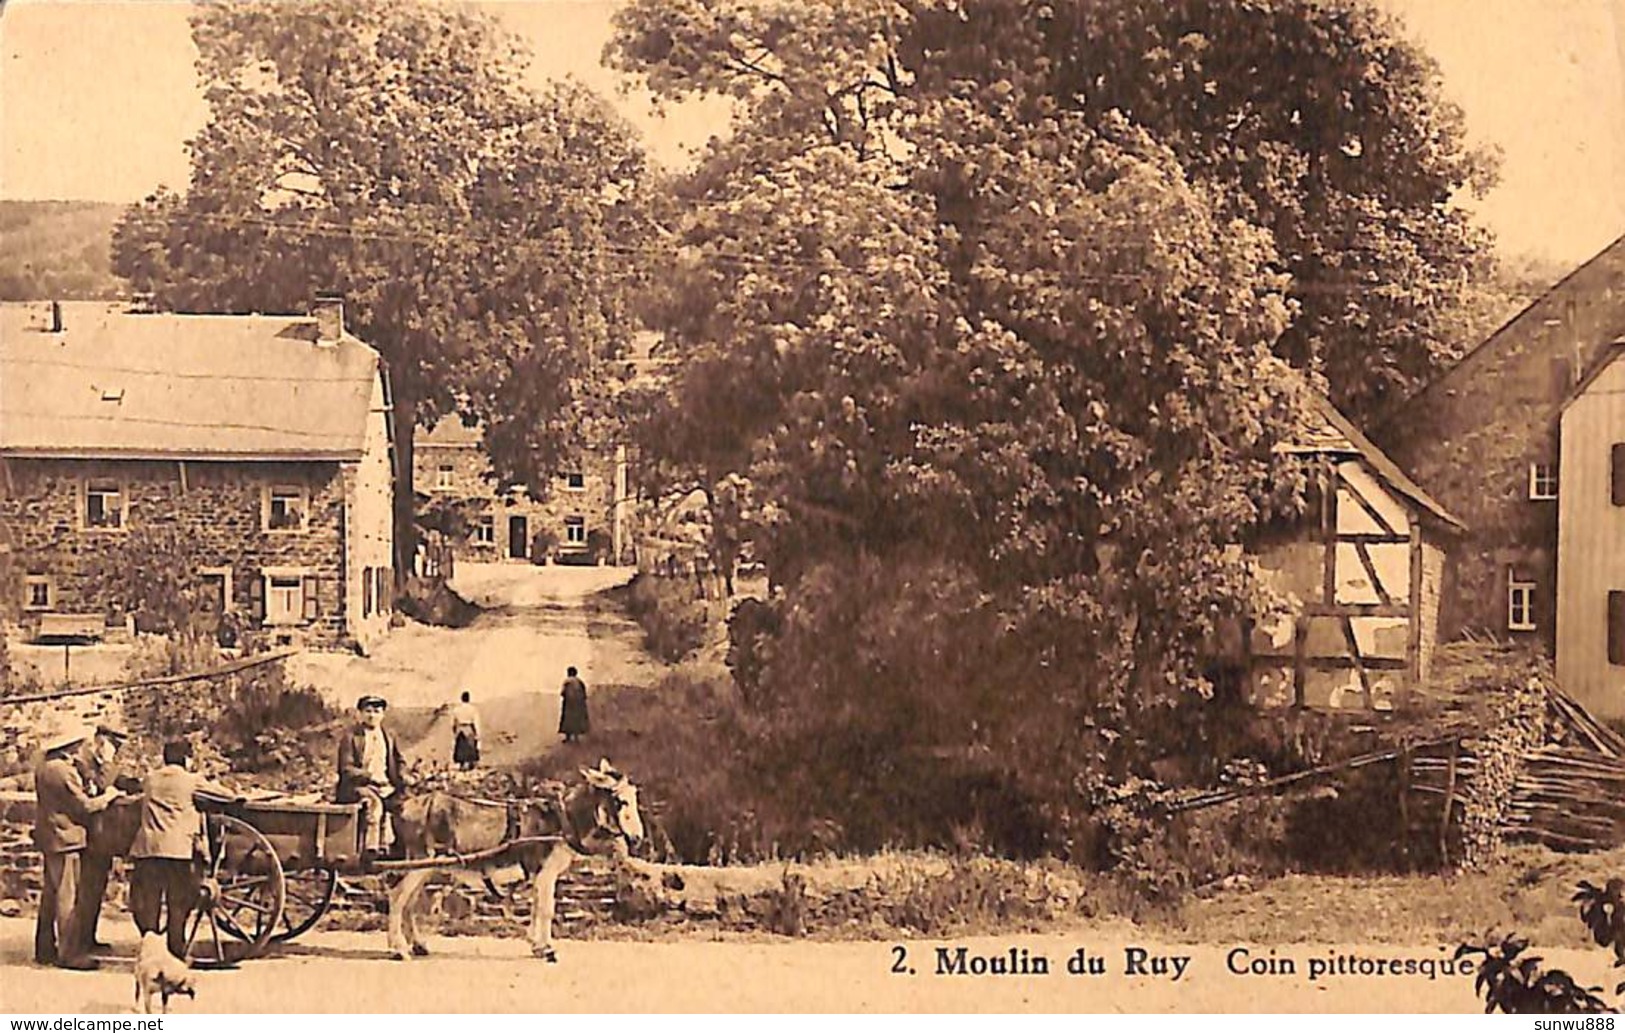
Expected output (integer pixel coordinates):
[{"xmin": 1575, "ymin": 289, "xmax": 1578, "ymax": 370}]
[
  {"xmin": 397, "ymin": 577, "xmax": 478, "ymax": 628},
  {"xmin": 624, "ymin": 575, "xmax": 708, "ymax": 663},
  {"xmin": 220, "ymin": 664, "xmax": 336, "ymax": 775},
  {"xmin": 531, "ymin": 528, "xmax": 559, "ymax": 565},
  {"xmin": 726, "ymin": 598, "xmax": 780, "ymax": 707},
  {"xmin": 85, "ymin": 525, "xmax": 212, "ymax": 635},
  {"xmin": 122, "ymin": 635, "xmax": 337, "ymax": 790},
  {"xmin": 586, "ymin": 528, "xmax": 613, "ymax": 564}
]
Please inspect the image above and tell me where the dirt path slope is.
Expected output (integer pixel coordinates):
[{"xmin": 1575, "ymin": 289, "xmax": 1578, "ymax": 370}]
[{"xmin": 290, "ymin": 563, "xmax": 665, "ymax": 769}]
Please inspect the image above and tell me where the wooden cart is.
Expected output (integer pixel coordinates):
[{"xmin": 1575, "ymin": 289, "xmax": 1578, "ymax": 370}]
[{"xmin": 101, "ymin": 793, "xmax": 557, "ymax": 966}]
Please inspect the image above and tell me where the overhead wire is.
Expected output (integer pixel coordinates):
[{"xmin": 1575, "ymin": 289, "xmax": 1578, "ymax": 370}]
[{"xmin": 106, "ymin": 201, "xmax": 1468, "ymax": 295}]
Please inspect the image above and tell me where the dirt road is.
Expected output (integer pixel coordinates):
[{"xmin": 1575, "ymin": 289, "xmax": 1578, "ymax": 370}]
[
  {"xmin": 290, "ymin": 563, "xmax": 663, "ymax": 768},
  {"xmin": 1, "ymin": 917, "xmax": 1602, "ymax": 1014}
]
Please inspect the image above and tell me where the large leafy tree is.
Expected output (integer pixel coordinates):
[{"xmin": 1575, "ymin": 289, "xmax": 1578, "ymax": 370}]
[
  {"xmin": 610, "ymin": 0, "xmax": 1497, "ymax": 419},
  {"xmin": 610, "ymin": 1, "xmax": 1322, "ymax": 849},
  {"xmin": 114, "ymin": 0, "xmax": 650, "ymax": 580}
]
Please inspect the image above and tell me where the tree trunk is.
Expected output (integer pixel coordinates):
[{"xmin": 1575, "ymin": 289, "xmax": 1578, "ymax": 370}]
[{"xmin": 389, "ymin": 367, "xmax": 419, "ymax": 591}]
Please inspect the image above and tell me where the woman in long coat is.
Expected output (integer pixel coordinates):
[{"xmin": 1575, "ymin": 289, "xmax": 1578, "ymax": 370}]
[{"xmin": 559, "ymin": 666, "xmax": 590, "ymax": 743}]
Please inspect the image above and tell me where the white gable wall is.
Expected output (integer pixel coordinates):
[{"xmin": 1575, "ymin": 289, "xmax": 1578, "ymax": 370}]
[{"xmin": 1558, "ymin": 354, "xmax": 1625, "ymax": 717}]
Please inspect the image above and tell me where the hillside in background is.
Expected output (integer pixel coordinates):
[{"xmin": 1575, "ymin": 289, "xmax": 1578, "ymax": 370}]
[{"xmin": 0, "ymin": 200, "xmax": 126, "ymax": 300}]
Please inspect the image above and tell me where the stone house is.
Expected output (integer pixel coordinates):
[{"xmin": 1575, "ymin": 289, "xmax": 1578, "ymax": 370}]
[
  {"xmin": 1376, "ymin": 234, "xmax": 1625, "ymax": 662},
  {"xmin": 414, "ymin": 417, "xmax": 630, "ymax": 565},
  {"xmin": 0, "ymin": 300, "xmax": 395, "ymax": 649}
]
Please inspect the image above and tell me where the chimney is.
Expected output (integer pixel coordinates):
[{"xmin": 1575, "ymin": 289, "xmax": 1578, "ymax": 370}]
[{"xmin": 313, "ymin": 293, "xmax": 345, "ymax": 346}]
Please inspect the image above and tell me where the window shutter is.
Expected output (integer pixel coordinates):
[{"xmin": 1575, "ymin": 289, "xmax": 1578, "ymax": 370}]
[
  {"xmin": 377, "ymin": 568, "xmax": 390, "ymax": 613},
  {"xmin": 1612, "ymin": 445, "xmax": 1625, "ymax": 506},
  {"xmin": 249, "ymin": 575, "xmax": 265, "ymax": 623},
  {"xmin": 302, "ymin": 576, "xmax": 320, "ymax": 622},
  {"xmin": 1610, "ymin": 591, "xmax": 1625, "ymax": 666}
]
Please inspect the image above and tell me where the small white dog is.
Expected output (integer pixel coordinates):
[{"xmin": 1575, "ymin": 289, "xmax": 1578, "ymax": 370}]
[{"xmin": 133, "ymin": 933, "xmax": 196, "ymax": 1014}]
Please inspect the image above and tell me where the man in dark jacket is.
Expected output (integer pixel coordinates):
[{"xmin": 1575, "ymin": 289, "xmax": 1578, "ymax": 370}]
[
  {"xmin": 335, "ymin": 695, "xmax": 404, "ymax": 860},
  {"xmin": 33, "ymin": 724, "xmax": 120, "ymax": 970},
  {"xmin": 75, "ymin": 721, "xmax": 137, "ymax": 954}
]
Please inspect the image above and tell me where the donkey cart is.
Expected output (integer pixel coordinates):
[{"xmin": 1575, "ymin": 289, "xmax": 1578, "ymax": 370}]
[{"xmin": 100, "ymin": 794, "xmax": 558, "ymax": 967}]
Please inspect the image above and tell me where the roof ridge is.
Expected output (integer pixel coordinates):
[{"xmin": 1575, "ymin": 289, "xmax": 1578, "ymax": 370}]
[
  {"xmin": 1306, "ymin": 389, "xmax": 1465, "ymax": 531},
  {"xmin": 1375, "ymin": 231, "xmax": 1625, "ymax": 430}
]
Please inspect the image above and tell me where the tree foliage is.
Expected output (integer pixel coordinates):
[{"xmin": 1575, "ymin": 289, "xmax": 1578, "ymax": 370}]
[
  {"xmin": 610, "ymin": 0, "xmax": 1497, "ymax": 419},
  {"xmin": 84, "ymin": 525, "xmax": 214, "ymax": 637},
  {"xmin": 0, "ymin": 201, "xmax": 125, "ymax": 301},
  {"xmin": 612, "ymin": 0, "xmax": 1351, "ymax": 846},
  {"xmin": 113, "ymin": 0, "xmax": 651, "ymax": 577}
]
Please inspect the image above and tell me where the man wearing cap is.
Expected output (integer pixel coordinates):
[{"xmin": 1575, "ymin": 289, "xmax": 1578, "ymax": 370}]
[
  {"xmin": 335, "ymin": 695, "xmax": 404, "ymax": 860},
  {"xmin": 74, "ymin": 722, "xmax": 139, "ymax": 953},
  {"xmin": 33, "ymin": 724, "xmax": 121, "ymax": 970}
]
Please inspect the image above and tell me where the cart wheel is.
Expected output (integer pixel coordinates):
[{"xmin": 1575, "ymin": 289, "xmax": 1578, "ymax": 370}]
[
  {"xmin": 191, "ymin": 813, "xmax": 285, "ymax": 965},
  {"xmin": 272, "ymin": 865, "xmax": 337, "ymax": 942}
]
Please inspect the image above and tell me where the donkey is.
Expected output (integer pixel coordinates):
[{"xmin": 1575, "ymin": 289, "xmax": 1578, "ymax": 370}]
[{"xmin": 384, "ymin": 759, "xmax": 644, "ymax": 962}]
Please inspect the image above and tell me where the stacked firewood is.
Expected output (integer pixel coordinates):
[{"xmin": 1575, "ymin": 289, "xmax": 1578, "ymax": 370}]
[{"xmin": 1505, "ymin": 744, "xmax": 1625, "ymax": 851}]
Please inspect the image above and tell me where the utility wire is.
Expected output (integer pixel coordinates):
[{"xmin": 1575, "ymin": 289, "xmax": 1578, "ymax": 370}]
[{"xmin": 109, "ymin": 204, "xmax": 1475, "ymax": 295}]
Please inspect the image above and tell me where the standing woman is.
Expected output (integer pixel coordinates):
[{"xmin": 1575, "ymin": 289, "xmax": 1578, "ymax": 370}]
[
  {"xmin": 559, "ymin": 666, "xmax": 590, "ymax": 744},
  {"xmin": 451, "ymin": 691, "xmax": 481, "ymax": 771}
]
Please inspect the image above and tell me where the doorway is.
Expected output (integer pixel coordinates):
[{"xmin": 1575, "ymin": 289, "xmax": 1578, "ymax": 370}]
[{"xmin": 508, "ymin": 515, "xmax": 529, "ymax": 560}]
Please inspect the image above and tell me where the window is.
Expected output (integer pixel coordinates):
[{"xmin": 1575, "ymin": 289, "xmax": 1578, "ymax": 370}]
[
  {"xmin": 255, "ymin": 568, "xmax": 318, "ymax": 626},
  {"xmin": 1611, "ymin": 591, "xmax": 1625, "ymax": 666},
  {"xmin": 565, "ymin": 471, "xmax": 586, "ymax": 491},
  {"xmin": 436, "ymin": 464, "xmax": 455, "ymax": 491},
  {"xmin": 266, "ymin": 485, "xmax": 308, "ymax": 531},
  {"xmin": 199, "ymin": 568, "xmax": 233, "ymax": 614},
  {"xmin": 1529, "ymin": 463, "xmax": 1558, "ymax": 501},
  {"xmin": 266, "ymin": 576, "xmax": 303, "ymax": 625},
  {"xmin": 1508, "ymin": 575, "xmax": 1536, "ymax": 632},
  {"xmin": 565, "ymin": 515, "xmax": 586, "ymax": 544},
  {"xmin": 363, "ymin": 566, "xmax": 375, "ymax": 618},
  {"xmin": 1613, "ymin": 446, "xmax": 1625, "ymax": 507},
  {"xmin": 23, "ymin": 575, "xmax": 52, "ymax": 611},
  {"xmin": 84, "ymin": 482, "xmax": 123, "ymax": 529},
  {"xmin": 475, "ymin": 515, "xmax": 495, "ymax": 544}
]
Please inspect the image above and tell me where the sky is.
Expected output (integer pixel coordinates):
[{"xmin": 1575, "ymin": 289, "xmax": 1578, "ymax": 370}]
[{"xmin": 1, "ymin": 0, "xmax": 1622, "ymax": 266}]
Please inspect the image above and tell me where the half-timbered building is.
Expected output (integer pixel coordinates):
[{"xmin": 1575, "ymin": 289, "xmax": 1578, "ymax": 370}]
[{"xmin": 1245, "ymin": 393, "xmax": 1463, "ymax": 710}]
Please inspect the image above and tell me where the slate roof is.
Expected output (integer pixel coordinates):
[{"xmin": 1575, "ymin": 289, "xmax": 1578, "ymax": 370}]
[
  {"xmin": 1381, "ymin": 232, "xmax": 1625, "ymax": 423},
  {"xmin": 1282, "ymin": 383, "xmax": 1465, "ymax": 530},
  {"xmin": 0, "ymin": 303, "xmax": 381, "ymax": 460},
  {"xmin": 415, "ymin": 415, "xmax": 484, "ymax": 448}
]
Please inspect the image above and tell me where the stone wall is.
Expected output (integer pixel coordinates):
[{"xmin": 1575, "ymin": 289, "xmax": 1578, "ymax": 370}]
[
  {"xmin": 1420, "ymin": 540, "xmax": 1446, "ymax": 680},
  {"xmin": 0, "ymin": 457, "xmax": 350, "ymax": 643},
  {"xmin": 0, "ymin": 689, "xmax": 126, "ymax": 775}
]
